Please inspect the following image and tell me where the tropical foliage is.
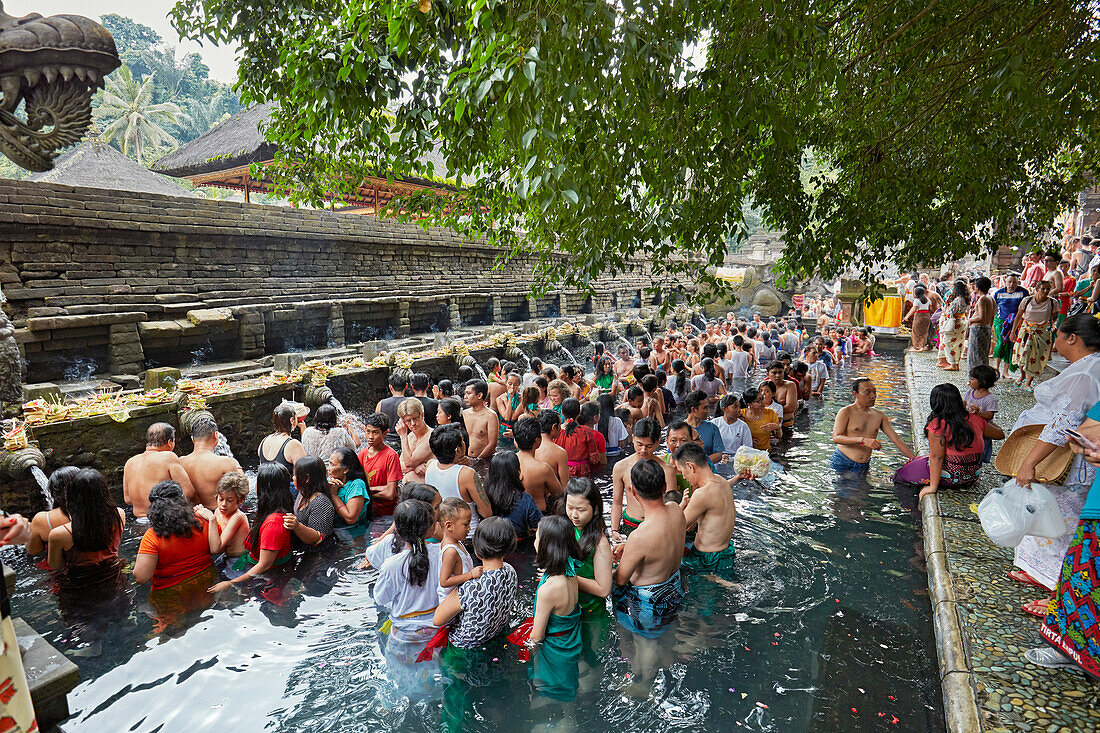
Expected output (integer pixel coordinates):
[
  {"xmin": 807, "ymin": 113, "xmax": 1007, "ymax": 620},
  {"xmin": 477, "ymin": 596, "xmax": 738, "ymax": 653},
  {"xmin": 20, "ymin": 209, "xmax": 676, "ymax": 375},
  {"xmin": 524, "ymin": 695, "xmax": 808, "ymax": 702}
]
[
  {"xmin": 94, "ymin": 65, "xmax": 183, "ymax": 164},
  {"xmin": 169, "ymin": 0, "xmax": 1100, "ymax": 303}
]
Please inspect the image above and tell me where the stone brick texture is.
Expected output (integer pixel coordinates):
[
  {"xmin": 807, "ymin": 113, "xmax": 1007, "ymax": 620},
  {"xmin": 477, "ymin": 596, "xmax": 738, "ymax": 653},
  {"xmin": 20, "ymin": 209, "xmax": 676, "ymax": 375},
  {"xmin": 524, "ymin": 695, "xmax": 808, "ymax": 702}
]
[{"xmin": 0, "ymin": 180, "xmax": 682, "ymax": 381}]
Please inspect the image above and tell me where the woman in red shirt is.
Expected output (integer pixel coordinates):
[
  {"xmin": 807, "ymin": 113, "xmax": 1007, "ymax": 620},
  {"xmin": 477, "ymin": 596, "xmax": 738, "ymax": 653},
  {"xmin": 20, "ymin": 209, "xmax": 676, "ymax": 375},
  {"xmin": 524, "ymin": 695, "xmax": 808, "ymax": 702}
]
[
  {"xmin": 554, "ymin": 398, "xmax": 601, "ymax": 477},
  {"xmin": 134, "ymin": 481, "xmax": 212, "ymax": 590},
  {"xmin": 917, "ymin": 384, "xmax": 1005, "ymax": 501},
  {"xmin": 210, "ymin": 463, "xmax": 295, "ymax": 593}
]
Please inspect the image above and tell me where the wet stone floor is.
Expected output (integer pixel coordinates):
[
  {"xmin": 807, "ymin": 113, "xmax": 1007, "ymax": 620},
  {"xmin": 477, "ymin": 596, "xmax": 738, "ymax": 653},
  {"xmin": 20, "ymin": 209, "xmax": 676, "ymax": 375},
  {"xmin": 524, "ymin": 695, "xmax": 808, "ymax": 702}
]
[{"xmin": 906, "ymin": 350, "xmax": 1099, "ymax": 733}]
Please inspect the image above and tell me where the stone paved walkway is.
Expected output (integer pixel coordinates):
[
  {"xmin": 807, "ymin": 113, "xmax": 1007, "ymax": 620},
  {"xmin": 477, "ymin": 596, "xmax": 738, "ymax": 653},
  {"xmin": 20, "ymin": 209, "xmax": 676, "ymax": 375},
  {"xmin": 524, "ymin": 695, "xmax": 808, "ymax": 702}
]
[{"xmin": 906, "ymin": 350, "xmax": 1098, "ymax": 733}]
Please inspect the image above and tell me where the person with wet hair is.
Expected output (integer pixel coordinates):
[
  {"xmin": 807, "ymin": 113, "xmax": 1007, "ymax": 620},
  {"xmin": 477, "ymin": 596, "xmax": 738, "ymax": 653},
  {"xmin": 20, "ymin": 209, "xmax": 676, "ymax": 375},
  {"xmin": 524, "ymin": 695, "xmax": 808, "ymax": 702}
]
[
  {"xmin": 536, "ymin": 410, "xmax": 571, "ymax": 492},
  {"xmin": 523, "ymin": 515, "xmax": 583, "ymax": 700},
  {"xmin": 674, "ymin": 443, "xmax": 736, "ymax": 573},
  {"xmin": 612, "ymin": 459, "xmax": 687, "ymax": 638},
  {"xmin": 134, "ymin": 480, "xmax": 213, "ymax": 591},
  {"xmin": 563, "ymin": 478, "xmax": 612, "ymax": 617},
  {"xmin": 512, "ymin": 416, "xmax": 563, "ymax": 512},
  {"xmin": 463, "ymin": 379, "xmax": 500, "ymax": 460},
  {"xmin": 181, "ymin": 415, "xmax": 243, "ymax": 511},
  {"xmin": 124, "ymin": 422, "xmax": 195, "ymax": 518},
  {"xmin": 611, "ymin": 418, "xmax": 677, "ymax": 540},
  {"xmin": 301, "ymin": 403, "xmax": 358, "ymax": 460},
  {"xmin": 373, "ymin": 500, "xmax": 441, "ymax": 646},
  {"xmin": 485, "ymin": 451, "xmax": 543, "ymax": 539},
  {"xmin": 429, "ymin": 516, "xmax": 518, "ymax": 669},
  {"xmin": 831, "ymin": 378, "xmax": 916, "ymax": 474},
  {"xmin": 26, "ymin": 465, "xmax": 77, "ymax": 556},
  {"xmin": 47, "ymin": 468, "xmax": 126, "ymax": 587},
  {"xmin": 285, "ymin": 455, "xmax": 335, "ymax": 549}
]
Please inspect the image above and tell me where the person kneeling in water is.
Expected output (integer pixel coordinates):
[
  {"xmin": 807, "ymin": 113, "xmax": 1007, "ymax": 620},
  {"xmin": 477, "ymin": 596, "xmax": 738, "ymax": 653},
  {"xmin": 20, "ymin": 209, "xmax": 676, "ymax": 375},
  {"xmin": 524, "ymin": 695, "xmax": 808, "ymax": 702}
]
[
  {"xmin": 612, "ymin": 459, "xmax": 687, "ymax": 638},
  {"xmin": 674, "ymin": 442, "xmax": 736, "ymax": 574}
]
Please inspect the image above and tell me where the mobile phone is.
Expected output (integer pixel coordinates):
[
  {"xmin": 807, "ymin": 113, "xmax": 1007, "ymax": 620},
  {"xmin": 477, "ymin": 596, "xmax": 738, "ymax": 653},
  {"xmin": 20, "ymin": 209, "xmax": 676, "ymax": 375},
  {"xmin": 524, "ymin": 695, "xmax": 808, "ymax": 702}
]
[{"xmin": 1066, "ymin": 429, "xmax": 1100, "ymax": 452}]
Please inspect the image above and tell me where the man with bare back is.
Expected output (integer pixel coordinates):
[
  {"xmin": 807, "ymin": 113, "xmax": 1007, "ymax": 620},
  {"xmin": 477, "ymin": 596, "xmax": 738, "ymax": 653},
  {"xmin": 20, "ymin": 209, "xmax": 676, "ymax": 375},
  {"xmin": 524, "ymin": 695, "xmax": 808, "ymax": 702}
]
[
  {"xmin": 179, "ymin": 416, "xmax": 241, "ymax": 510},
  {"xmin": 831, "ymin": 378, "xmax": 916, "ymax": 473},
  {"xmin": 512, "ymin": 417, "xmax": 564, "ymax": 511},
  {"xmin": 124, "ymin": 423, "xmax": 195, "ymax": 518}
]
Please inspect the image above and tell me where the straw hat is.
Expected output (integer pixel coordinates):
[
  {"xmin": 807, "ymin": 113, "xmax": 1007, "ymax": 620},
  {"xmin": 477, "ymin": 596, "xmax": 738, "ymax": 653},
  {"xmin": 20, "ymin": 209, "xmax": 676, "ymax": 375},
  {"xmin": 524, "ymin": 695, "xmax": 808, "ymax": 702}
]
[{"xmin": 994, "ymin": 424, "xmax": 1074, "ymax": 484}]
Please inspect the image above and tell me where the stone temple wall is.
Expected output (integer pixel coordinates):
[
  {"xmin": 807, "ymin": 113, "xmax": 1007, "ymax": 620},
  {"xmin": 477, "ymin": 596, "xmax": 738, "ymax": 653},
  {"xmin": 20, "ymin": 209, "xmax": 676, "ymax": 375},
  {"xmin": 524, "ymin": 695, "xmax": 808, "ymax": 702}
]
[{"xmin": 0, "ymin": 180, "xmax": 672, "ymax": 384}]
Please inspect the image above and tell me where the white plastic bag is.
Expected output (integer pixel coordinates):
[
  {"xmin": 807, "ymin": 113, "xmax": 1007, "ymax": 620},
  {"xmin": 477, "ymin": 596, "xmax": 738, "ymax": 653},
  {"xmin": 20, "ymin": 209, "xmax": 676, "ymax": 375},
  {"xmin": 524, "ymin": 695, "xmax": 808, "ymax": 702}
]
[
  {"xmin": 733, "ymin": 445, "xmax": 771, "ymax": 479},
  {"xmin": 977, "ymin": 479, "xmax": 1038, "ymax": 548},
  {"xmin": 1024, "ymin": 483, "xmax": 1067, "ymax": 539}
]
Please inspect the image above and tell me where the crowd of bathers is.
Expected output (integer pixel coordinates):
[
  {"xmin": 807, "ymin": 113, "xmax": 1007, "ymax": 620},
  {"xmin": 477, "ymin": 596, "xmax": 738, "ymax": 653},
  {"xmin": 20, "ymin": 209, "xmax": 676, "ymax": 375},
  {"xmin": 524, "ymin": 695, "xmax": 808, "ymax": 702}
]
[{"xmin": 12, "ymin": 310, "xmax": 893, "ymax": 703}]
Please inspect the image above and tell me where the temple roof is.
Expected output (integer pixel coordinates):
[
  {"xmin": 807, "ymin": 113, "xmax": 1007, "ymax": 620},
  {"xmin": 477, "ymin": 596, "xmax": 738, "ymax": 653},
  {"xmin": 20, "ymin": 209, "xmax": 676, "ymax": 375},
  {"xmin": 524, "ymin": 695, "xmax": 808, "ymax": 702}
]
[
  {"xmin": 152, "ymin": 103, "xmax": 278, "ymax": 179},
  {"xmin": 28, "ymin": 141, "xmax": 196, "ymax": 198},
  {"xmin": 152, "ymin": 103, "xmax": 452, "ymax": 188}
]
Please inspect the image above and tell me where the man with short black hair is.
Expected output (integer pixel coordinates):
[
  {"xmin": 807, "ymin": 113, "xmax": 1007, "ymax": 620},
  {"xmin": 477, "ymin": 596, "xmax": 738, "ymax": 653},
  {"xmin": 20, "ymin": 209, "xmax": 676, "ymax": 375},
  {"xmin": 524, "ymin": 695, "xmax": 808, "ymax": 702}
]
[
  {"xmin": 681, "ymin": 390, "xmax": 724, "ymax": 463},
  {"xmin": 180, "ymin": 416, "xmax": 242, "ymax": 509},
  {"xmin": 357, "ymin": 412, "xmax": 402, "ymax": 516},
  {"xmin": 831, "ymin": 379, "xmax": 915, "ymax": 474},
  {"xmin": 536, "ymin": 409, "xmax": 570, "ymax": 490},
  {"xmin": 613, "ymin": 458, "xmax": 687, "ymax": 639},
  {"xmin": 123, "ymin": 423, "xmax": 195, "ymax": 518},
  {"xmin": 512, "ymin": 416, "xmax": 563, "ymax": 511},
  {"xmin": 967, "ymin": 276, "xmax": 995, "ymax": 373},
  {"xmin": 410, "ymin": 372, "xmax": 439, "ymax": 428},
  {"xmin": 462, "ymin": 379, "xmax": 499, "ymax": 459},
  {"xmin": 611, "ymin": 418, "xmax": 677, "ymax": 539},
  {"xmin": 375, "ymin": 372, "xmax": 409, "ymax": 429},
  {"xmin": 674, "ymin": 442, "xmax": 736, "ymax": 573}
]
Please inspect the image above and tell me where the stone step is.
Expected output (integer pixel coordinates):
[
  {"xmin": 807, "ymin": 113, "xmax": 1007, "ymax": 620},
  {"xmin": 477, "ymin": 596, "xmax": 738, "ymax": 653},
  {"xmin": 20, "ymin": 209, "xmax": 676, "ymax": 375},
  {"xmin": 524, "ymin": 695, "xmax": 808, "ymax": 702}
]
[
  {"xmin": 181, "ymin": 360, "xmax": 265, "ymax": 378},
  {"xmin": 13, "ymin": 617, "xmax": 79, "ymax": 730}
]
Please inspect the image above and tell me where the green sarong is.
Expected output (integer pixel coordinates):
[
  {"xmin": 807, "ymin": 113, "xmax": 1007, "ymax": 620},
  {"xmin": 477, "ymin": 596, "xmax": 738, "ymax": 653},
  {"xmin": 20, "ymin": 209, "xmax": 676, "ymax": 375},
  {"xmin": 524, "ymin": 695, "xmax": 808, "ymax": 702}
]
[{"xmin": 682, "ymin": 543, "xmax": 736, "ymax": 574}]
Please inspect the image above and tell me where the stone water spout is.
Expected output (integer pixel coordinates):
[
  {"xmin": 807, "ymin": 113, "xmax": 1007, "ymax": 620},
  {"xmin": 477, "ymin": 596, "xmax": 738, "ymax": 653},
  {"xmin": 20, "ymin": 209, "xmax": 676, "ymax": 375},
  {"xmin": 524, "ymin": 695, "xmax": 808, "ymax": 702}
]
[
  {"xmin": 303, "ymin": 382, "xmax": 334, "ymax": 412},
  {"xmin": 0, "ymin": 444, "xmax": 43, "ymax": 480},
  {"xmin": 0, "ymin": 2, "xmax": 120, "ymax": 171}
]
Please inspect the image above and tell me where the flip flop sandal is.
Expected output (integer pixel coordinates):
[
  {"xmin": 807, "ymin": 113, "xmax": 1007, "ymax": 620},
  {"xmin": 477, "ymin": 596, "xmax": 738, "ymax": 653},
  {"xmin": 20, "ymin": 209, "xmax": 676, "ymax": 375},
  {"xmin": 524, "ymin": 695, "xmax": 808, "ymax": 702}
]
[
  {"xmin": 1007, "ymin": 570, "xmax": 1047, "ymax": 589},
  {"xmin": 1022, "ymin": 600, "xmax": 1051, "ymax": 619}
]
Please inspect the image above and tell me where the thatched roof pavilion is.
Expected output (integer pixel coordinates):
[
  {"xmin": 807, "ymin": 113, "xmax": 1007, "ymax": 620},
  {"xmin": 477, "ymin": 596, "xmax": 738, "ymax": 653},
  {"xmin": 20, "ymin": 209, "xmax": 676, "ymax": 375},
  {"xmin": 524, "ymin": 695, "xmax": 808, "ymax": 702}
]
[
  {"xmin": 28, "ymin": 141, "xmax": 197, "ymax": 198},
  {"xmin": 152, "ymin": 104, "xmax": 452, "ymax": 212}
]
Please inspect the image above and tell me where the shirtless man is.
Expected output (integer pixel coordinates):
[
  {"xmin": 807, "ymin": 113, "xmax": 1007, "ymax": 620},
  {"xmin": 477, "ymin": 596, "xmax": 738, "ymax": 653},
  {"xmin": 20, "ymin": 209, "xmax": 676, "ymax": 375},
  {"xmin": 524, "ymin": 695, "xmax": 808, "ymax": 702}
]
[
  {"xmin": 649, "ymin": 336, "xmax": 672, "ymax": 372},
  {"xmin": 831, "ymin": 378, "xmax": 916, "ymax": 474},
  {"xmin": 396, "ymin": 397, "xmax": 433, "ymax": 482},
  {"xmin": 612, "ymin": 458, "xmax": 687, "ymax": 638},
  {"xmin": 674, "ymin": 442, "xmax": 736, "ymax": 573},
  {"xmin": 123, "ymin": 423, "xmax": 195, "ymax": 518},
  {"xmin": 766, "ymin": 361, "xmax": 800, "ymax": 435},
  {"xmin": 462, "ymin": 379, "xmax": 499, "ymax": 460},
  {"xmin": 179, "ymin": 416, "xmax": 241, "ymax": 510},
  {"xmin": 639, "ymin": 375, "xmax": 665, "ymax": 428},
  {"xmin": 535, "ymin": 410, "xmax": 571, "ymax": 491},
  {"xmin": 1041, "ymin": 251, "xmax": 1065, "ymax": 300},
  {"xmin": 967, "ymin": 276, "xmax": 995, "ymax": 372},
  {"xmin": 611, "ymin": 418, "xmax": 677, "ymax": 540},
  {"xmin": 622, "ymin": 385, "xmax": 645, "ymax": 426},
  {"xmin": 512, "ymin": 417, "xmax": 564, "ymax": 511},
  {"xmin": 614, "ymin": 345, "xmax": 635, "ymax": 381}
]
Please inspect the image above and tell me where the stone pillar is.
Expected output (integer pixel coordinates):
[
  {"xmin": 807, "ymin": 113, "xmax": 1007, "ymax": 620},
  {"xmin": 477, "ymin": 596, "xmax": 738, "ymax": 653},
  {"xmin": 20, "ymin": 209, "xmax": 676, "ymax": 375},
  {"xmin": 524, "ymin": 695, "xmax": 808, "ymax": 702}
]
[
  {"xmin": 397, "ymin": 301, "xmax": 411, "ymax": 338},
  {"xmin": 328, "ymin": 303, "xmax": 345, "ymax": 347},
  {"xmin": 238, "ymin": 309, "xmax": 266, "ymax": 359},
  {"xmin": 448, "ymin": 297, "xmax": 462, "ymax": 330},
  {"xmin": 108, "ymin": 321, "xmax": 144, "ymax": 376},
  {"xmin": 527, "ymin": 296, "xmax": 538, "ymax": 321},
  {"xmin": 556, "ymin": 292, "xmax": 565, "ymax": 317},
  {"xmin": 490, "ymin": 295, "xmax": 502, "ymax": 324}
]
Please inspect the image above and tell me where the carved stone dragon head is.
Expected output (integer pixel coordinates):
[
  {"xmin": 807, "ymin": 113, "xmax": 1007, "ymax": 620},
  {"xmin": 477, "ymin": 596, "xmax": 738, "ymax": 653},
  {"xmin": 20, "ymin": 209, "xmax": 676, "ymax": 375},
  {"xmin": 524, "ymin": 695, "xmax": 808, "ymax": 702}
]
[{"xmin": 0, "ymin": 2, "xmax": 119, "ymax": 172}]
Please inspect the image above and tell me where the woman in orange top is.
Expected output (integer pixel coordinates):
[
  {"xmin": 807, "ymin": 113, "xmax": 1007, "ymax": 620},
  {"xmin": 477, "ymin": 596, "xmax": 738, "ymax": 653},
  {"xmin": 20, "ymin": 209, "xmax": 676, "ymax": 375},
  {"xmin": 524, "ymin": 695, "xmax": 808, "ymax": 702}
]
[
  {"xmin": 740, "ymin": 387, "xmax": 781, "ymax": 451},
  {"xmin": 554, "ymin": 398, "xmax": 602, "ymax": 477},
  {"xmin": 133, "ymin": 480, "xmax": 213, "ymax": 591}
]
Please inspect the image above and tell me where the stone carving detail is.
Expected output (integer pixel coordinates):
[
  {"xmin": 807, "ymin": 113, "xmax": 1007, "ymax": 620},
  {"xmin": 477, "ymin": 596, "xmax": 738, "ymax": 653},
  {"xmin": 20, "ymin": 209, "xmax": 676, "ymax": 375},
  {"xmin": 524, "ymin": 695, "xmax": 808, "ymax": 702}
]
[
  {"xmin": 0, "ymin": 3, "xmax": 119, "ymax": 172},
  {"xmin": 0, "ymin": 287, "xmax": 21, "ymax": 403}
]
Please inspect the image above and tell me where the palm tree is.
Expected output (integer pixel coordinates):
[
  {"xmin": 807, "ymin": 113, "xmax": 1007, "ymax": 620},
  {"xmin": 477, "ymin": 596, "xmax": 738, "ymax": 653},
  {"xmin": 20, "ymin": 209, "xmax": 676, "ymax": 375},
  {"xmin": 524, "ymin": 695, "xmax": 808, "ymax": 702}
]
[{"xmin": 95, "ymin": 65, "xmax": 182, "ymax": 164}]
